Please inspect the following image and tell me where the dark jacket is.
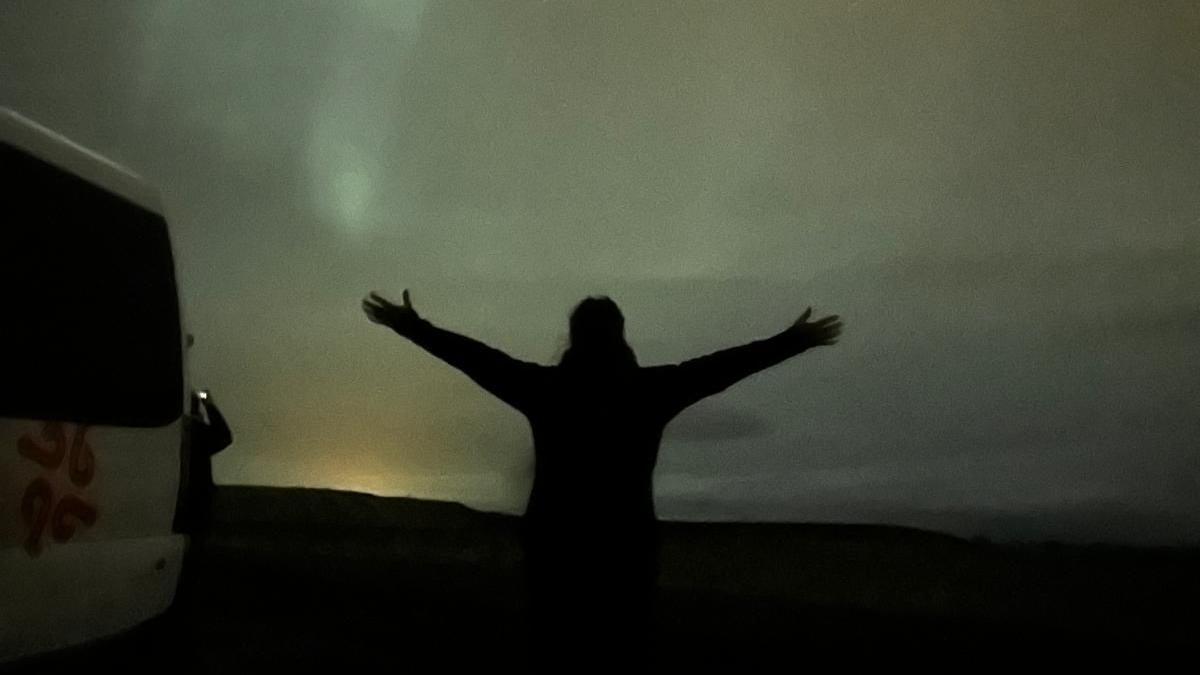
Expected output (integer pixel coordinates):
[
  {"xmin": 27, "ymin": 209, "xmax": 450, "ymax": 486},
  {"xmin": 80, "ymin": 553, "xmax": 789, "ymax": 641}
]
[{"xmin": 396, "ymin": 318, "xmax": 810, "ymax": 541}]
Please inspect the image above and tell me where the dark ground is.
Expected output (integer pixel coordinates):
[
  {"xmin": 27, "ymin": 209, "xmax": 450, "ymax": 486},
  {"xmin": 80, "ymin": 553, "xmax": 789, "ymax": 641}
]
[{"xmin": 10, "ymin": 485, "xmax": 1198, "ymax": 671}]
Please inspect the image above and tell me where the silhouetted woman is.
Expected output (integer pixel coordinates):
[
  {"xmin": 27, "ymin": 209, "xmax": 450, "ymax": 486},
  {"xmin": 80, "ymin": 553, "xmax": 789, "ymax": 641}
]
[{"xmin": 362, "ymin": 290, "xmax": 842, "ymax": 661}]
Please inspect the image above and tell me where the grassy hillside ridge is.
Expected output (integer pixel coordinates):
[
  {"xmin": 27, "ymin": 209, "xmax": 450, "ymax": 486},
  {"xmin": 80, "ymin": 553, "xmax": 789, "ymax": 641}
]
[{"xmin": 206, "ymin": 485, "xmax": 1197, "ymax": 646}]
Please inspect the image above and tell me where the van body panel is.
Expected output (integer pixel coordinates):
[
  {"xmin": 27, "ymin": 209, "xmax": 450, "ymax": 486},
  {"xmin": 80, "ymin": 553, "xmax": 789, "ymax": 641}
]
[
  {"xmin": 0, "ymin": 535, "xmax": 184, "ymax": 661},
  {"xmin": 0, "ymin": 107, "xmax": 191, "ymax": 663}
]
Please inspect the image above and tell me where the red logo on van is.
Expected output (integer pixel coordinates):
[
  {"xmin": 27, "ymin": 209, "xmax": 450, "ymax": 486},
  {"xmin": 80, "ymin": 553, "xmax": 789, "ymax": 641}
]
[{"xmin": 17, "ymin": 422, "xmax": 98, "ymax": 557}]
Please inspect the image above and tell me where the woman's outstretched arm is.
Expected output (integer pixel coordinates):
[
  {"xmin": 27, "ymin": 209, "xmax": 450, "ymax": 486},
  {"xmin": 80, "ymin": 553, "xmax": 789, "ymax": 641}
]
[
  {"xmin": 653, "ymin": 307, "xmax": 842, "ymax": 415},
  {"xmin": 363, "ymin": 290, "xmax": 543, "ymax": 412}
]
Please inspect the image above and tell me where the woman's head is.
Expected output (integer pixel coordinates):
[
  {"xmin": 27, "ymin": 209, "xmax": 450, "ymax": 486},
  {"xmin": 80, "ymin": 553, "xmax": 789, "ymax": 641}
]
[{"xmin": 559, "ymin": 296, "xmax": 637, "ymax": 370}]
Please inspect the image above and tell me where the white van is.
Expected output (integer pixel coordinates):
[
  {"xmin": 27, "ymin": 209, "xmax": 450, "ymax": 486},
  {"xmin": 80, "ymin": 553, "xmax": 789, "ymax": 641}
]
[{"xmin": 0, "ymin": 108, "xmax": 202, "ymax": 663}]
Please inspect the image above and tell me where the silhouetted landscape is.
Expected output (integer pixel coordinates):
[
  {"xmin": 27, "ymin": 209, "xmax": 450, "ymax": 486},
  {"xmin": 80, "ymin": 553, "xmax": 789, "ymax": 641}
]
[
  {"xmin": 4, "ymin": 2, "xmax": 1199, "ymax": 671},
  {"xmin": 13, "ymin": 484, "xmax": 1196, "ymax": 671}
]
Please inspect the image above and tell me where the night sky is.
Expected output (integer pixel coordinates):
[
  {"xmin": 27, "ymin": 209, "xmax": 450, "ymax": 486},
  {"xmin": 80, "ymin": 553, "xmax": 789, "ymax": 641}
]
[{"xmin": 3, "ymin": 1, "xmax": 1197, "ymax": 544}]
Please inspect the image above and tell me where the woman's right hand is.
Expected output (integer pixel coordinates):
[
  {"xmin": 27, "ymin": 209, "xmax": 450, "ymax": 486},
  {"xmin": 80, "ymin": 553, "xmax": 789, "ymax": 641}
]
[
  {"xmin": 363, "ymin": 289, "xmax": 422, "ymax": 332},
  {"xmin": 787, "ymin": 307, "xmax": 842, "ymax": 348}
]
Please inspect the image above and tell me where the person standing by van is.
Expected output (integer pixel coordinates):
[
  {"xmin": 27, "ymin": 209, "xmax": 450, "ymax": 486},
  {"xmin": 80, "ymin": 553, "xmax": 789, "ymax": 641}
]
[
  {"xmin": 184, "ymin": 389, "xmax": 232, "ymax": 541},
  {"xmin": 363, "ymin": 289, "xmax": 842, "ymax": 661}
]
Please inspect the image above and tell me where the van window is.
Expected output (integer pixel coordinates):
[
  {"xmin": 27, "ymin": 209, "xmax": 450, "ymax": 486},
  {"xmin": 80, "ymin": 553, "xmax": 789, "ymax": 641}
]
[{"xmin": 0, "ymin": 142, "xmax": 183, "ymax": 427}]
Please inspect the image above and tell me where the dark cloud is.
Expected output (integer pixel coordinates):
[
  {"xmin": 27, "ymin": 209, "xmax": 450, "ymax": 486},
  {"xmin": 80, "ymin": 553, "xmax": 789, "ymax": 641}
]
[{"xmin": 664, "ymin": 402, "xmax": 772, "ymax": 443}]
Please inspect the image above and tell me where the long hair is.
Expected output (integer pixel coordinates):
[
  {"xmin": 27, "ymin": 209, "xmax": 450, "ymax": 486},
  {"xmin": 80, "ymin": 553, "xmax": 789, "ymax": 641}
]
[{"xmin": 557, "ymin": 296, "xmax": 638, "ymax": 371}]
